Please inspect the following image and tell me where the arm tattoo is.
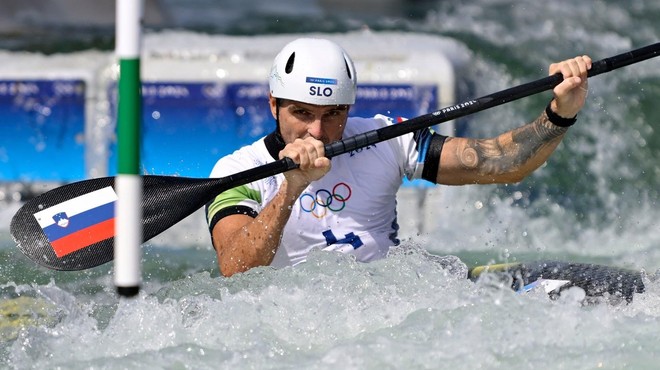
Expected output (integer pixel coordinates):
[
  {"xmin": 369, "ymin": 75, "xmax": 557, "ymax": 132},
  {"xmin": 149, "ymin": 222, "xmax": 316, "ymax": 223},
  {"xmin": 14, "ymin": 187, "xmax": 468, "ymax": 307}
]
[{"xmin": 457, "ymin": 112, "xmax": 568, "ymax": 176}]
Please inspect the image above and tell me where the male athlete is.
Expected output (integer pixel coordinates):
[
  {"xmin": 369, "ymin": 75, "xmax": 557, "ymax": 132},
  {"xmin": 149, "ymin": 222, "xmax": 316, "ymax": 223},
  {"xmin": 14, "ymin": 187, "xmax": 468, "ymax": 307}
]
[{"xmin": 206, "ymin": 38, "xmax": 591, "ymax": 277}]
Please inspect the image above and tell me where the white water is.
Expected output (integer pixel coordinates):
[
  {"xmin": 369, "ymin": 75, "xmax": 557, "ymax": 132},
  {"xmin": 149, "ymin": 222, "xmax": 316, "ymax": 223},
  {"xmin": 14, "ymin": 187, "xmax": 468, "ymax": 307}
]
[{"xmin": 4, "ymin": 249, "xmax": 660, "ymax": 369}]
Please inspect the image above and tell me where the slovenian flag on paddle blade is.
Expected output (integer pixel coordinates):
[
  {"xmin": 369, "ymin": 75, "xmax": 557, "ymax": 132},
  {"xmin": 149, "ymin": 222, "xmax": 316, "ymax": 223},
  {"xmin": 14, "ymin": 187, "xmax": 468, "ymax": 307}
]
[{"xmin": 33, "ymin": 187, "xmax": 118, "ymax": 258}]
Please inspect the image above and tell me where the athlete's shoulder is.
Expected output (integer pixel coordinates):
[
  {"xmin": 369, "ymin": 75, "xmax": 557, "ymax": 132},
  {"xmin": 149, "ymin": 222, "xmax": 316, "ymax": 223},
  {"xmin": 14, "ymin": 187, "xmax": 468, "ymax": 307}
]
[
  {"xmin": 345, "ymin": 114, "xmax": 398, "ymax": 135},
  {"xmin": 209, "ymin": 136, "xmax": 270, "ymax": 178}
]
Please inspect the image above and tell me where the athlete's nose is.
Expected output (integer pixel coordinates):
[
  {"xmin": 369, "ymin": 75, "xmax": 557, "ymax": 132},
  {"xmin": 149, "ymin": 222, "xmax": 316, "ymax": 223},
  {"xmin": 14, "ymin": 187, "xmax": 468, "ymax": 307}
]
[{"xmin": 307, "ymin": 118, "xmax": 324, "ymax": 139}]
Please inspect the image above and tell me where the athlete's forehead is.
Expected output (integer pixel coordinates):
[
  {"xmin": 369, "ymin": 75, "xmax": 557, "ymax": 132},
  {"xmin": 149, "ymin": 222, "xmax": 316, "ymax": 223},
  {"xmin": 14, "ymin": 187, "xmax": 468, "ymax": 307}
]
[{"xmin": 280, "ymin": 99, "xmax": 349, "ymax": 113}]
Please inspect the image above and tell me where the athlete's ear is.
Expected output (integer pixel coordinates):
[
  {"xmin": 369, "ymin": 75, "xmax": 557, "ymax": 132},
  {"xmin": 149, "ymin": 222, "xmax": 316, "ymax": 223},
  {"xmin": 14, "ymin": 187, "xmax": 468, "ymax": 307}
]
[{"xmin": 268, "ymin": 93, "xmax": 278, "ymax": 119}]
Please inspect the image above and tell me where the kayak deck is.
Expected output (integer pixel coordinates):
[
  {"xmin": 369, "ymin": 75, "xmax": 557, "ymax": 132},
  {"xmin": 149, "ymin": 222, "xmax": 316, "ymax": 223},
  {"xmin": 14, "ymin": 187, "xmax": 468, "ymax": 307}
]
[{"xmin": 468, "ymin": 260, "xmax": 645, "ymax": 303}]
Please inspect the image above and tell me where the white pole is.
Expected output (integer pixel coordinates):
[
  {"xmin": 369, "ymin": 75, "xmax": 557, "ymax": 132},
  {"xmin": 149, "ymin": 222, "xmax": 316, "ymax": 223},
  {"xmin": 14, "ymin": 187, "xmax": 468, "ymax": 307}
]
[{"xmin": 114, "ymin": 0, "xmax": 144, "ymax": 297}]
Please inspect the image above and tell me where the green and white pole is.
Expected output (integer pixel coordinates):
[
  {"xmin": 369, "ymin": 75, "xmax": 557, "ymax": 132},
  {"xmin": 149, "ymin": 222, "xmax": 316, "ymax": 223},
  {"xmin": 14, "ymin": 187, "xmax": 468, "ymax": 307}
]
[{"xmin": 114, "ymin": 0, "xmax": 144, "ymax": 297}]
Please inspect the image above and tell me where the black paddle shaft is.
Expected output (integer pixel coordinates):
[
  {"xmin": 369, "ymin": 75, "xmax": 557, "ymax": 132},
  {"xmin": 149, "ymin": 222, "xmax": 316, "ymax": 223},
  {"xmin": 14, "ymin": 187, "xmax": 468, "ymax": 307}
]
[
  {"xmin": 324, "ymin": 42, "xmax": 660, "ymax": 158},
  {"xmin": 10, "ymin": 42, "xmax": 660, "ymax": 270}
]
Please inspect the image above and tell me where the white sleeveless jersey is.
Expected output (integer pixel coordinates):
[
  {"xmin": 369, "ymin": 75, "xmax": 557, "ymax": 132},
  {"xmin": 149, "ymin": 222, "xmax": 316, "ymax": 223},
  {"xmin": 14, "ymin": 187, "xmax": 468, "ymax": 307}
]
[{"xmin": 207, "ymin": 115, "xmax": 432, "ymax": 268}]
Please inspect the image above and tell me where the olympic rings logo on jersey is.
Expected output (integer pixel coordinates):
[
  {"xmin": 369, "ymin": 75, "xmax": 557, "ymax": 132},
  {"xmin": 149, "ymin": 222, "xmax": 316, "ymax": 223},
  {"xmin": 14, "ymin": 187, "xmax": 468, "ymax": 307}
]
[{"xmin": 299, "ymin": 182, "xmax": 352, "ymax": 218}]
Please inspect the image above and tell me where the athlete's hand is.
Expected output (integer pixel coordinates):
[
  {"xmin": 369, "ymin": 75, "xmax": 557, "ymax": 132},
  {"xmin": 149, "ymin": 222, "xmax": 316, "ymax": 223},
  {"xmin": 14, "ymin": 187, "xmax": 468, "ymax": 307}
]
[
  {"xmin": 549, "ymin": 55, "xmax": 592, "ymax": 119},
  {"xmin": 279, "ymin": 137, "xmax": 331, "ymax": 190}
]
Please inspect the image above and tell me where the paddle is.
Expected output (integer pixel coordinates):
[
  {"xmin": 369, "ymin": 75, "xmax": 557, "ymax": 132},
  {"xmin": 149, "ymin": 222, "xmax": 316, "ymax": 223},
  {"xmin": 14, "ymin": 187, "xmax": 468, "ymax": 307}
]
[{"xmin": 10, "ymin": 42, "xmax": 660, "ymax": 271}]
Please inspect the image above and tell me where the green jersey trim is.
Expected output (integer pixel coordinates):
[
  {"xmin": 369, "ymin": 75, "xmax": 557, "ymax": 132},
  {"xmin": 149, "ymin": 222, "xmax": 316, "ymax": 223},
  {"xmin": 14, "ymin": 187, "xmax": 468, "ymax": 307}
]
[{"xmin": 207, "ymin": 184, "xmax": 262, "ymax": 227}]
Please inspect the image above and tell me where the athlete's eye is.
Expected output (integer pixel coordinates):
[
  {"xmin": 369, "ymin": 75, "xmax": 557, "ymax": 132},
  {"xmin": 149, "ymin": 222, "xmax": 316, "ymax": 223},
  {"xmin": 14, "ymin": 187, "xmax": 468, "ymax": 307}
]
[
  {"xmin": 325, "ymin": 108, "xmax": 347, "ymax": 119},
  {"xmin": 293, "ymin": 109, "xmax": 313, "ymax": 118}
]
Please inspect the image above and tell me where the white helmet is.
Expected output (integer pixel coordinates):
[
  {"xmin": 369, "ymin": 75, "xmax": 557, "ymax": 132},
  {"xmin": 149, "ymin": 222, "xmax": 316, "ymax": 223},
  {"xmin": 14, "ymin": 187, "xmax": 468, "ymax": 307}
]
[{"xmin": 269, "ymin": 38, "xmax": 357, "ymax": 105}]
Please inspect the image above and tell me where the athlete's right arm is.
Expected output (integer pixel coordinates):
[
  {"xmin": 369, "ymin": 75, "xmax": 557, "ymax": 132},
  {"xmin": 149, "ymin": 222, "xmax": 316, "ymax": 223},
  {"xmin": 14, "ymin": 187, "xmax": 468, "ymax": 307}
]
[
  {"xmin": 212, "ymin": 137, "xmax": 331, "ymax": 277},
  {"xmin": 211, "ymin": 179, "xmax": 304, "ymax": 276}
]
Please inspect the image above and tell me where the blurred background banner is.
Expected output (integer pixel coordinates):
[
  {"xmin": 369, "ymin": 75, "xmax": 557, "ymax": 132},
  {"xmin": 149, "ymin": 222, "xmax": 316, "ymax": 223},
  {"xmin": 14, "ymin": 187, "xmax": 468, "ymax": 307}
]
[{"xmin": 0, "ymin": 79, "xmax": 85, "ymax": 181}]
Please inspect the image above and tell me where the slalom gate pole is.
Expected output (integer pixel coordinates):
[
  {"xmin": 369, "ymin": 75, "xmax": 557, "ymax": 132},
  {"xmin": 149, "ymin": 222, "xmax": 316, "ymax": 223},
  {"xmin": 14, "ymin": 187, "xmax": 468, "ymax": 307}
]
[{"xmin": 114, "ymin": 0, "xmax": 144, "ymax": 297}]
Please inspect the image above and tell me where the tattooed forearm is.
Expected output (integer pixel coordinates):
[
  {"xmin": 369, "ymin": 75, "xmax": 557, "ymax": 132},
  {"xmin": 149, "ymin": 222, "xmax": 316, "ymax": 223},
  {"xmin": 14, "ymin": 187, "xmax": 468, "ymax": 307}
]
[
  {"xmin": 512, "ymin": 112, "xmax": 569, "ymax": 144},
  {"xmin": 456, "ymin": 111, "xmax": 568, "ymax": 181}
]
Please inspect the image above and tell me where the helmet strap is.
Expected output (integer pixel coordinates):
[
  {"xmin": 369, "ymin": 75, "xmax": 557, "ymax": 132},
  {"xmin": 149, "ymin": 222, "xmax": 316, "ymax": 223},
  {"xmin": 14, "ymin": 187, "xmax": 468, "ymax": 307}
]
[{"xmin": 275, "ymin": 98, "xmax": 282, "ymax": 134}]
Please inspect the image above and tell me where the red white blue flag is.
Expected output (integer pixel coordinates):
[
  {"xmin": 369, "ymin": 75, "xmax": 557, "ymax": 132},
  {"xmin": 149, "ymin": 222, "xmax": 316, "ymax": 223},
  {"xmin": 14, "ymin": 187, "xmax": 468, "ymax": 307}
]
[{"xmin": 33, "ymin": 187, "xmax": 118, "ymax": 258}]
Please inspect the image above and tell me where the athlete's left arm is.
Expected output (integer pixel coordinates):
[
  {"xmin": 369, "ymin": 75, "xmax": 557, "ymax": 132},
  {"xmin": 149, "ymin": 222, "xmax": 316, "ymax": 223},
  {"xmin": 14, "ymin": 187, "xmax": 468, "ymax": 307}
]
[{"xmin": 433, "ymin": 55, "xmax": 591, "ymax": 185}]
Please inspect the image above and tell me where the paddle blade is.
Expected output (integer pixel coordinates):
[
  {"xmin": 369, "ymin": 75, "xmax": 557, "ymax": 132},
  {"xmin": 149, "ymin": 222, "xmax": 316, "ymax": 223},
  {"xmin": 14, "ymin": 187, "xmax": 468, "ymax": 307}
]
[
  {"xmin": 11, "ymin": 177, "xmax": 117, "ymax": 270},
  {"xmin": 10, "ymin": 175, "xmax": 225, "ymax": 271}
]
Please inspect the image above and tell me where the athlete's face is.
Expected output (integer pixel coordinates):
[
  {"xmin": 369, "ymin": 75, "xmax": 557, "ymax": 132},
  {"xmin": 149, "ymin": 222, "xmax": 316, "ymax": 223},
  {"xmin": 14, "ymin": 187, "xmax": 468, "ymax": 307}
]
[{"xmin": 269, "ymin": 96, "xmax": 349, "ymax": 145}]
